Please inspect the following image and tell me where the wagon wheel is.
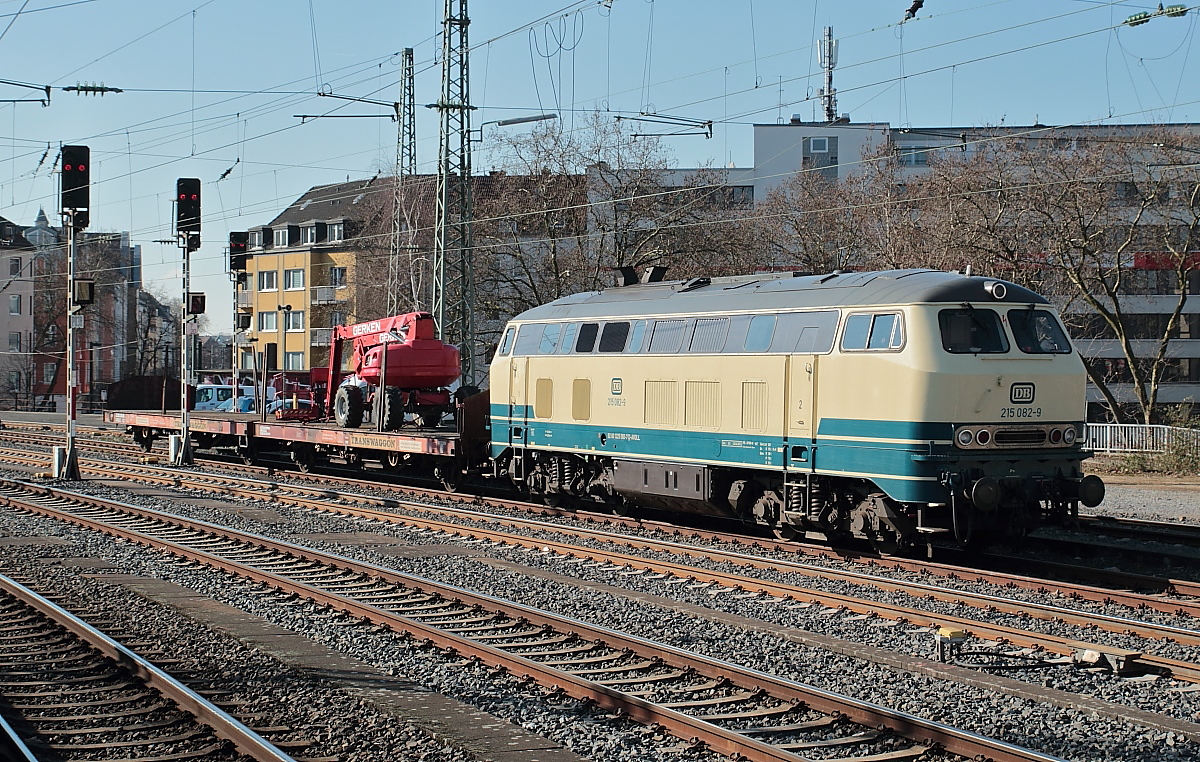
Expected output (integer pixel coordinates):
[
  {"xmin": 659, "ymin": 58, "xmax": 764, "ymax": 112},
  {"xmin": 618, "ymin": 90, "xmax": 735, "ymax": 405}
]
[
  {"xmin": 133, "ymin": 427, "xmax": 155, "ymax": 453},
  {"xmin": 383, "ymin": 451, "xmax": 406, "ymax": 472},
  {"xmin": 290, "ymin": 444, "xmax": 315, "ymax": 473},
  {"xmin": 334, "ymin": 385, "xmax": 364, "ymax": 428},
  {"xmin": 434, "ymin": 465, "xmax": 459, "ymax": 493}
]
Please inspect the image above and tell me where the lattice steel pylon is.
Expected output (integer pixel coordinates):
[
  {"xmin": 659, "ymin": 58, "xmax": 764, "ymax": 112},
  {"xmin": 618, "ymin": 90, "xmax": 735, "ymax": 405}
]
[
  {"xmin": 388, "ymin": 47, "xmax": 418, "ymax": 316},
  {"xmin": 432, "ymin": 0, "xmax": 478, "ymax": 386}
]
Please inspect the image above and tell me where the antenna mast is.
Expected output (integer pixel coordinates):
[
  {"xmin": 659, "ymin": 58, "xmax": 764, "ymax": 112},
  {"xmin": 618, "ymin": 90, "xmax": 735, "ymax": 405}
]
[
  {"xmin": 432, "ymin": 0, "xmax": 477, "ymax": 386},
  {"xmin": 818, "ymin": 26, "xmax": 838, "ymax": 123}
]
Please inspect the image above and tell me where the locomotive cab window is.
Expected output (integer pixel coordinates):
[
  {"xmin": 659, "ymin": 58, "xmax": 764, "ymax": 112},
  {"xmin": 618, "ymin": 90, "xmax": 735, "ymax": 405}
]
[
  {"xmin": 1008, "ymin": 309, "xmax": 1072, "ymax": 354},
  {"xmin": 496, "ymin": 327, "xmax": 515, "ymax": 357},
  {"xmin": 558, "ymin": 323, "xmax": 579, "ymax": 354},
  {"xmin": 538, "ymin": 323, "xmax": 562, "ymax": 354},
  {"xmin": 939, "ymin": 308, "xmax": 1009, "ymax": 354},
  {"xmin": 514, "ymin": 323, "xmax": 544, "ymax": 356},
  {"xmin": 841, "ymin": 312, "xmax": 904, "ymax": 351}
]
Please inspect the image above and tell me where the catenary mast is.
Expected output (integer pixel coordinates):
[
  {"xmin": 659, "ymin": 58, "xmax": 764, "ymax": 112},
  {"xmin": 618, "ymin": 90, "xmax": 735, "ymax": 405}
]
[{"xmin": 431, "ymin": 0, "xmax": 477, "ymax": 386}]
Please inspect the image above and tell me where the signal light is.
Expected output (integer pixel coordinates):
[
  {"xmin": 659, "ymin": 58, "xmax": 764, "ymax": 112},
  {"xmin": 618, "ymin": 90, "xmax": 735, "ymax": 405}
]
[
  {"xmin": 61, "ymin": 145, "xmax": 90, "ymax": 227},
  {"xmin": 176, "ymin": 178, "xmax": 201, "ymax": 234},
  {"xmin": 229, "ymin": 231, "xmax": 249, "ymax": 271}
]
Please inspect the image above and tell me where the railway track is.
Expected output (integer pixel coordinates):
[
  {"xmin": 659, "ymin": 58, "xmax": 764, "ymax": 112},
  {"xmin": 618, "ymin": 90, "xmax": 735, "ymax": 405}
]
[
  {"xmin": 1, "ymin": 430, "xmax": 1199, "ymax": 605},
  {"xmin": 4, "ymin": 445, "xmax": 1200, "ymax": 660},
  {"xmin": 0, "ymin": 571, "xmax": 295, "ymax": 762},
  {"xmin": 69, "ymin": 459, "xmax": 1200, "ymax": 677},
  {"xmin": 0, "ymin": 475, "xmax": 1070, "ymax": 762}
]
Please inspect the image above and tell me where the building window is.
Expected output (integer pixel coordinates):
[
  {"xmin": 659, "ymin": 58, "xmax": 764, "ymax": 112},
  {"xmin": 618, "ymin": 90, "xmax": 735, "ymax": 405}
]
[
  {"xmin": 284, "ymin": 310, "xmax": 304, "ymax": 331},
  {"xmin": 302, "ymin": 226, "xmax": 317, "ymax": 244},
  {"xmin": 248, "ymin": 230, "xmax": 261, "ymax": 248},
  {"xmin": 258, "ymin": 311, "xmax": 277, "ymax": 331},
  {"xmin": 7, "ymin": 371, "xmax": 19, "ymax": 389},
  {"xmin": 330, "ymin": 311, "xmax": 346, "ymax": 327},
  {"xmin": 8, "ymin": 295, "xmax": 19, "ymax": 315},
  {"xmin": 43, "ymin": 362, "xmax": 54, "ymax": 383},
  {"xmin": 897, "ymin": 147, "xmax": 930, "ymax": 166},
  {"xmin": 240, "ymin": 349, "xmax": 255, "ymax": 369},
  {"xmin": 809, "ymin": 137, "xmax": 829, "ymax": 152},
  {"xmin": 273, "ymin": 228, "xmax": 289, "ymax": 247},
  {"xmin": 8, "ymin": 257, "xmax": 19, "ymax": 276},
  {"xmin": 258, "ymin": 271, "xmax": 277, "ymax": 291},
  {"xmin": 284, "ymin": 351, "xmax": 304, "ymax": 370},
  {"xmin": 284, "ymin": 269, "xmax": 305, "ymax": 290},
  {"xmin": 7, "ymin": 332, "xmax": 19, "ymax": 352},
  {"xmin": 329, "ymin": 266, "xmax": 347, "ymax": 287},
  {"xmin": 327, "ymin": 222, "xmax": 344, "ymax": 241}
]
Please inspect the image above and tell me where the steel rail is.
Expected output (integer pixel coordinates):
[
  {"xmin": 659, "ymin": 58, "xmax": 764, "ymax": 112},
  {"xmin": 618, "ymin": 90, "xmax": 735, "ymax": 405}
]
[
  {"xmin": 65, "ymin": 454, "xmax": 1200, "ymax": 617},
  {"xmin": 0, "ymin": 572, "xmax": 296, "ymax": 762},
  {"xmin": 0, "ymin": 480, "xmax": 1067, "ymax": 762},
  {"xmin": 77, "ymin": 460, "xmax": 1200, "ymax": 653},
  {"xmin": 226, "ymin": 483, "xmax": 1200, "ymax": 679}
]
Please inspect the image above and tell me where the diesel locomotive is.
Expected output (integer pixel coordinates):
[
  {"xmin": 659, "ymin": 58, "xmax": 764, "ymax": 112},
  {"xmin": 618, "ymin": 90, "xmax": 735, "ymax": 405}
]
[{"xmin": 488, "ymin": 268, "xmax": 1105, "ymax": 552}]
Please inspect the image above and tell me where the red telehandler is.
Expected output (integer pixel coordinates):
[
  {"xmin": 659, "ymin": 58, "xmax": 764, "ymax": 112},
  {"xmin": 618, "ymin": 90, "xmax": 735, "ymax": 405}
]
[{"xmin": 322, "ymin": 311, "xmax": 461, "ymax": 429}]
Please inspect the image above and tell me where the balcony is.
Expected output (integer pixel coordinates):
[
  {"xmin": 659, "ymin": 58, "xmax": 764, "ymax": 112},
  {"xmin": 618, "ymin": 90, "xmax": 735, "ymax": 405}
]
[
  {"xmin": 310, "ymin": 328, "xmax": 333, "ymax": 347},
  {"xmin": 237, "ymin": 291, "xmax": 253, "ymax": 307},
  {"xmin": 311, "ymin": 286, "xmax": 344, "ymax": 305}
]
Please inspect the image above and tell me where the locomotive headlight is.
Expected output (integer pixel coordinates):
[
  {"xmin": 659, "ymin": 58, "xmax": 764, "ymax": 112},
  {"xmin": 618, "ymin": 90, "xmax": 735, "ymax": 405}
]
[
  {"xmin": 1048, "ymin": 428, "xmax": 1063, "ymax": 444},
  {"xmin": 956, "ymin": 429, "xmax": 974, "ymax": 447},
  {"xmin": 1063, "ymin": 426, "xmax": 1077, "ymax": 445},
  {"xmin": 975, "ymin": 429, "xmax": 992, "ymax": 446}
]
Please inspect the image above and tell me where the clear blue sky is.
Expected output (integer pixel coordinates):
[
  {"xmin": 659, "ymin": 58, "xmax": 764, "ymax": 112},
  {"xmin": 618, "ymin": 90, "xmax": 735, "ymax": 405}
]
[{"xmin": 0, "ymin": 0, "xmax": 1195, "ymax": 331}]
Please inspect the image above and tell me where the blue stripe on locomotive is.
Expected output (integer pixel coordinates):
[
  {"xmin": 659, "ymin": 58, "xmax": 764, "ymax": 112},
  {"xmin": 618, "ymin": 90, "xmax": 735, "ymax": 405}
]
[{"xmin": 490, "ymin": 404, "xmax": 959, "ymax": 503}]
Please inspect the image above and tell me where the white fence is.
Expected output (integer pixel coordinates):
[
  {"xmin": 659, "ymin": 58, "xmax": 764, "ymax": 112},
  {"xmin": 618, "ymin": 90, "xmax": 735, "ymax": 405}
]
[{"xmin": 1085, "ymin": 423, "xmax": 1200, "ymax": 454}]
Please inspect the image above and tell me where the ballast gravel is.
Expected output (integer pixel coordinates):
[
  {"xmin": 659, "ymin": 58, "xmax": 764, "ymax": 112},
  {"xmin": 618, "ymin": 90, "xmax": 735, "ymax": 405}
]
[{"xmin": 4, "ymin": 471, "xmax": 1196, "ymax": 762}]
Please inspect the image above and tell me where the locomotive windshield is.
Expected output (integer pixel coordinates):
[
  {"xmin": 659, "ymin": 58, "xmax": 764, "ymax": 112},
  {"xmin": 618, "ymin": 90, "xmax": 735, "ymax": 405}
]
[
  {"xmin": 1008, "ymin": 309, "xmax": 1072, "ymax": 354},
  {"xmin": 939, "ymin": 308, "xmax": 1009, "ymax": 354}
]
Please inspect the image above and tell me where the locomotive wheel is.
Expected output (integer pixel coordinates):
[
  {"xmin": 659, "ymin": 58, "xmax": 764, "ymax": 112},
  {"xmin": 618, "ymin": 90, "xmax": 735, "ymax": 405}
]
[
  {"xmin": 869, "ymin": 530, "xmax": 903, "ymax": 556},
  {"xmin": 380, "ymin": 387, "xmax": 403, "ymax": 431},
  {"xmin": 334, "ymin": 385, "xmax": 364, "ymax": 428},
  {"xmin": 413, "ymin": 406, "xmax": 443, "ymax": 428},
  {"xmin": 772, "ymin": 524, "xmax": 798, "ymax": 541}
]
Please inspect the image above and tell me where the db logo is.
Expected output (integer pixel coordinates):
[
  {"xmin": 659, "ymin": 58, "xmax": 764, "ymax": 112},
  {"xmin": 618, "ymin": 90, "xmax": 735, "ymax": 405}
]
[
  {"xmin": 611, "ymin": 378, "xmax": 623, "ymax": 395},
  {"xmin": 1010, "ymin": 383, "xmax": 1035, "ymax": 404}
]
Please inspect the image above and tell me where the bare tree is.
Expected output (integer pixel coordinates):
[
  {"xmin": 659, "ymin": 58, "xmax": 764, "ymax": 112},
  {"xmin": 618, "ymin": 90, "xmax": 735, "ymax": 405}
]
[{"xmin": 922, "ymin": 129, "xmax": 1200, "ymax": 423}]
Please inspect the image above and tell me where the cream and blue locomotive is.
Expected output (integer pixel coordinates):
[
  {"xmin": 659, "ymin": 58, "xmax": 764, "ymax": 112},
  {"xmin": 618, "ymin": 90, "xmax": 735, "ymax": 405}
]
[{"xmin": 488, "ymin": 269, "xmax": 1104, "ymax": 552}]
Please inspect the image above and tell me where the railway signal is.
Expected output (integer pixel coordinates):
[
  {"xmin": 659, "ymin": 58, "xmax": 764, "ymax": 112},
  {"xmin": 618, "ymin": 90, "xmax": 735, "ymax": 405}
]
[
  {"xmin": 61, "ymin": 145, "xmax": 89, "ymax": 229},
  {"xmin": 228, "ymin": 231, "xmax": 249, "ymax": 271},
  {"xmin": 176, "ymin": 178, "xmax": 201, "ymax": 251}
]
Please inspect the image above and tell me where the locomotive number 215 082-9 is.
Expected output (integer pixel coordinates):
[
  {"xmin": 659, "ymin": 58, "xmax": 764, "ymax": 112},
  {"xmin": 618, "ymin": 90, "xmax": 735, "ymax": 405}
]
[{"xmin": 1000, "ymin": 406, "xmax": 1042, "ymax": 419}]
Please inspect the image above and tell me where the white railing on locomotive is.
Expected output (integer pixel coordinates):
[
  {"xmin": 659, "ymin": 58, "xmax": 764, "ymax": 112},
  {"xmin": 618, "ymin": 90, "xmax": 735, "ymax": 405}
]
[{"xmin": 1085, "ymin": 423, "xmax": 1200, "ymax": 454}]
